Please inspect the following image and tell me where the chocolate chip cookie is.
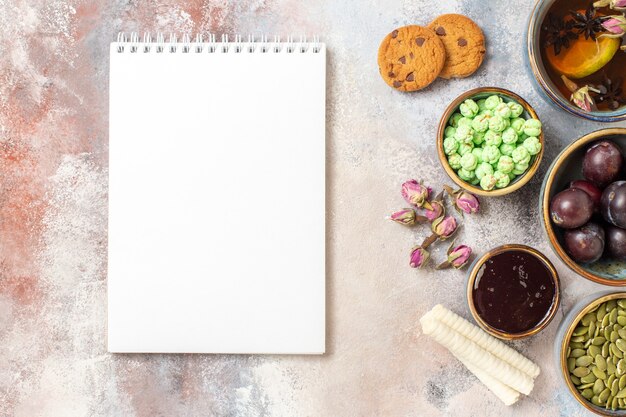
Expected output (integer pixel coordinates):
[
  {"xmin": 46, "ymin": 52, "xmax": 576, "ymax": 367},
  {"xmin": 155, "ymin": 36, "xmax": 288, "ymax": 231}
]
[
  {"xmin": 377, "ymin": 25, "xmax": 446, "ymax": 92},
  {"xmin": 428, "ymin": 14, "xmax": 486, "ymax": 79}
]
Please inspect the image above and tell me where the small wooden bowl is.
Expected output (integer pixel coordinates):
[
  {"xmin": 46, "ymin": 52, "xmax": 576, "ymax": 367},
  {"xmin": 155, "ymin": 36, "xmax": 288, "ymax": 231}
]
[
  {"xmin": 466, "ymin": 244, "xmax": 560, "ymax": 340},
  {"xmin": 437, "ymin": 87, "xmax": 544, "ymax": 197},
  {"xmin": 557, "ymin": 292, "xmax": 626, "ymax": 416},
  {"xmin": 540, "ymin": 128, "xmax": 626, "ymax": 286}
]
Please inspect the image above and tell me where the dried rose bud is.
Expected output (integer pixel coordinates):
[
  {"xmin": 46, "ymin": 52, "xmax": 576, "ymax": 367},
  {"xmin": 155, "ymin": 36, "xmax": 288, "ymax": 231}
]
[
  {"xmin": 444, "ymin": 185, "xmax": 479, "ymax": 214},
  {"xmin": 594, "ymin": 0, "xmax": 626, "ymax": 11},
  {"xmin": 424, "ymin": 200, "xmax": 445, "ymax": 221},
  {"xmin": 601, "ymin": 15, "xmax": 626, "ymax": 36},
  {"xmin": 409, "ymin": 246, "xmax": 430, "ymax": 268},
  {"xmin": 562, "ymin": 75, "xmax": 599, "ymax": 112},
  {"xmin": 388, "ymin": 208, "xmax": 428, "ymax": 226},
  {"xmin": 437, "ymin": 243, "xmax": 472, "ymax": 269},
  {"xmin": 401, "ymin": 179, "xmax": 433, "ymax": 210},
  {"xmin": 431, "ymin": 215, "xmax": 458, "ymax": 239}
]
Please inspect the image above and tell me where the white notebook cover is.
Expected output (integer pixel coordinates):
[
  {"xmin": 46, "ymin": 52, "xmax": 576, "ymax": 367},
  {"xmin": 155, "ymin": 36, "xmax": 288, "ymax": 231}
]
[{"xmin": 108, "ymin": 37, "xmax": 326, "ymax": 354}]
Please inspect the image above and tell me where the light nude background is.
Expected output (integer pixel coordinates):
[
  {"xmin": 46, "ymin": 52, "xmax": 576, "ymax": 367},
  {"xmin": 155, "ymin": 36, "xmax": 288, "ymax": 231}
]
[{"xmin": 1, "ymin": 0, "xmax": 625, "ymax": 415}]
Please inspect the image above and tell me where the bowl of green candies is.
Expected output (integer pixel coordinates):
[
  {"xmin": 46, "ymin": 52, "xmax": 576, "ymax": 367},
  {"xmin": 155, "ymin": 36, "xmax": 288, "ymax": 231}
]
[{"xmin": 437, "ymin": 87, "xmax": 545, "ymax": 197}]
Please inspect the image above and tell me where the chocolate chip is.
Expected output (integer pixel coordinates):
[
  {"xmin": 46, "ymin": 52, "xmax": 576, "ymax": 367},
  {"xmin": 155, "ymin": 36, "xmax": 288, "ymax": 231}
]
[
  {"xmin": 415, "ymin": 37, "xmax": 425, "ymax": 46},
  {"xmin": 435, "ymin": 27, "xmax": 446, "ymax": 36},
  {"xmin": 393, "ymin": 80, "xmax": 402, "ymax": 88},
  {"xmin": 399, "ymin": 56, "xmax": 406, "ymax": 64},
  {"xmin": 458, "ymin": 38, "xmax": 467, "ymax": 47},
  {"xmin": 388, "ymin": 71, "xmax": 395, "ymax": 78},
  {"xmin": 406, "ymin": 72, "xmax": 415, "ymax": 82},
  {"xmin": 409, "ymin": 52, "xmax": 414, "ymax": 59},
  {"xmin": 391, "ymin": 30, "xmax": 399, "ymax": 38}
]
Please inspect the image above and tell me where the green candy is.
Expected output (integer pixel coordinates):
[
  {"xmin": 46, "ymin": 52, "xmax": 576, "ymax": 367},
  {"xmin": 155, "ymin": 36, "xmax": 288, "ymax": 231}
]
[
  {"xmin": 523, "ymin": 118, "xmax": 542, "ymax": 136},
  {"xmin": 443, "ymin": 137, "xmax": 458, "ymax": 155},
  {"xmin": 479, "ymin": 109, "xmax": 494, "ymax": 117},
  {"xmin": 510, "ymin": 117, "xmax": 526, "ymax": 134},
  {"xmin": 489, "ymin": 115, "xmax": 507, "ymax": 132},
  {"xmin": 471, "ymin": 147, "xmax": 483, "ymax": 164},
  {"xmin": 473, "ymin": 131, "xmax": 486, "ymax": 146},
  {"xmin": 444, "ymin": 126, "xmax": 457, "ymax": 138},
  {"xmin": 501, "ymin": 127, "xmax": 518, "ymax": 145},
  {"xmin": 471, "ymin": 113, "xmax": 490, "ymax": 133},
  {"xmin": 523, "ymin": 136, "xmax": 542, "ymax": 155},
  {"xmin": 449, "ymin": 112, "xmax": 463, "ymax": 127},
  {"xmin": 457, "ymin": 117, "xmax": 473, "ymax": 128},
  {"xmin": 500, "ymin": 143, "xmax": 516, "ymax": 157},
  {"xmin": 517, "ymin": 132, "xmax": 528, "ymax": 143},
  {"xmin": 475, "ymin": 162, "xmax": 494, "ymax": 180},
  {"xmin": 460, "ymin": 153, "xmax": 478, "ymax": 171},
  {"xmin": 457, "ymin": 168, "xmax": 475, "ymax": 182},
  {"xmin": 485, "ymin": 95, "xmax": 502, "ymax": 110},
  {"xmin": 484, "ymin": 130, "xmax": 502, "ymax": 147},
  {"xmin": 480, "ymin": 173, "xmax": 497, "ymax": 190},
  {"xmin": 458, "ymin": 142, "xmax": 474, "ymax": 156},
  {"xmin": 477, "ymin": 99, "xmax": 488, "ymax": 111},
  {"xmin": 512, "ymin": 162, "xmax": 529, "ymax": 175},
  {"xmin": 494, "ymin": 102, "xmax": 512, "ymax": 119},
  {"xmin": 460, "ymin": 99, "xmax": 479, "ymax": 118},
  {"xmin": 454, "ymin": 125, "xmax": 474, "ymax": 144},
  {"xmin": 497, "ymin": 155, "xmax": 515, "ymax": 174},
  {"xmin": 508, "ymin": 101, "xmax": 524, "ymax": 118},
  {"xmin": 508, "ymin": 172, "xmax": 516, "ymax": 180},
  {"xmin": 483, "ymin": 145, "xmax": 501, "ymax": 164},
  {"xmin": 512, "ymin": 146, "xmax": 531, "ymax": 165},
  {"xmin": 448, "ymin": 153, "xmax": 462, "ymax": 170},
  {"xmin": 494, "ymin": 170, "xmax": 510, "ymax": 188},
  {"xmin": 470, "ymin": 176, "xmax": 480, "ymax": 185}
]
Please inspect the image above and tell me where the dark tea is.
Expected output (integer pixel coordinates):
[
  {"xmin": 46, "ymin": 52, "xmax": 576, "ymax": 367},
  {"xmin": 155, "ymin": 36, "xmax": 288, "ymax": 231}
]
[{"xmin": 539, "ymin": 0, "xmax": 626, "ymax": 112}]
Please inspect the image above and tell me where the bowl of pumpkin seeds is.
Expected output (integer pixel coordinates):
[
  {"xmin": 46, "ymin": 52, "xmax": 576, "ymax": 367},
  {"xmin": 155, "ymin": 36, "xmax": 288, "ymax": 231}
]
[{"xmin": 557, "ymin": 292, "xmax": 626, "ymax": 415}]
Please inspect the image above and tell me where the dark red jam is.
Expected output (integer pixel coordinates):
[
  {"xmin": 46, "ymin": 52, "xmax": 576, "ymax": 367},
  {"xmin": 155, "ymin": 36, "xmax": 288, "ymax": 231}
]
[{"xmin": 472, "ymin": 250, "xmax": 556, "ymax": 334}]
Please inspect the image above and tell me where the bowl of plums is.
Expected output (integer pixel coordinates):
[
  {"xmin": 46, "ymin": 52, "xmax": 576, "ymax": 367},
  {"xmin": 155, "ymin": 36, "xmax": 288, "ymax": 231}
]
[{"xmin": 542, "ymin": 128, "xmax": 626, "ymax": 286}]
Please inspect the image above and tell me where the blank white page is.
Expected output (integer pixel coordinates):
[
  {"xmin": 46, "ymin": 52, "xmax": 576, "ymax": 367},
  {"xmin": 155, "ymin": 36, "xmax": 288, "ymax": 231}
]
[{"xmin": 108, "ymin": 40, "xmax": 326, "ymax": 354}]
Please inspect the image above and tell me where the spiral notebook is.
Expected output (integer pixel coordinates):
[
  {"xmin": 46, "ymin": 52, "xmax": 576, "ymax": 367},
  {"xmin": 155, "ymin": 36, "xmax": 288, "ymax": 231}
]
[{"xmin": 108, "ymin": 34, "xmax": 326, "ymax": 354}]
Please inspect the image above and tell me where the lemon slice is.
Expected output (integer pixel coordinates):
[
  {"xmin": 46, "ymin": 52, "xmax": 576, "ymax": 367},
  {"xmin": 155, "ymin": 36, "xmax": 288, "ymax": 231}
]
[{"xmin": 546, "ymin": 36, "xmax": 621, "ymax": 79}]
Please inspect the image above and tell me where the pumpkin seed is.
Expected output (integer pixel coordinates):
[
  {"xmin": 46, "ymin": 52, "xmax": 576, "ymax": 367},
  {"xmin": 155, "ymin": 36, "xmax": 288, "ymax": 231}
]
[
  {"xmin": 617, "ymin": 387, "xmax": 626, "ymax": 398},
  {"xmin": 619, "ymin": 359, "xmax": 626, "ymax": 375},
  {"xmin": 571, "ymin": 335, "xmax": 586, "ymax": 343},
  {"xmin": 613, "ymin": 378, "xmax": 620, "ymax": 395},
  {"xmin": 585, "ymin": 338, "xmax": 593, "ymax": 348},
  {"xmin": 577, "ymin": 355, "xmax": 594, "ymax": 367},
  {"xmin": 594, "ymin": 367, "xmax": 607, "ymax": 380},
  {"xmin": 612, "ymin": 331, "xmax": 620, "ymax": 343},
  {"xmin": 572, "ymin": 375, "xmax": 581, "ymax": 385},
  {"xmin": 574, "ymin": 326, "xmax": 589, "ymax": 336},
  {"xmin": 604, "ymin": 341, "xmax": 611, "ymax": 357},
  {"xmin": 613, "ymin": 343, "xmax": 625, "ymax": 359},
  {"xmin": 582, "ymin": 388, "xmax": 594, "ymax": 399},
  {"xmin": 583, "ymin": 313, "xmax": 596, "ymax": 326},
  {"xmin": 599, "ymin": 308, "xmax": 608, "ymax": 322},
  {"xmin": 604, "ymin": 314, "xmax": 611, "ymax": 328},
  {"xmin": 618, "ymin": 316, "xmax": 626, "ymax": 327},
  {"xmin": 594, "ymin": 337, "xmax": 607, "ymax": 346},
  {"xmin": 606, "ymin": 394, "xmax": 614, "ymax": 409},
  {"xmin": 620, "ymin": 375, "xmax": 626, "ymax": 390},
  {"xmin": 594, "ymin": 378, "xmax": 606, "ymax": 394},
  {"xmin": 589, "ymin": 345, "xmax": 602, "ymax": 357},
  {"xmin": 571, "ymin": 348, "xmax": 586, "ymax": 358},
  {"xmin": 620, "ymin": 329, "xmax": 626, "ymax": 340},
  {"xmin": 617, "ymin": 339, "xmax": 626, "ymax": 353},
  {"xmin": 570, "ymin": 341, "xmax": 584, "ymax": 349},
  {"xmin": 572, "ymin": 368, "xmax": 591, "ymax": 378},
  {"xmin": 597, "ymin": 355, "xmax": 608, "ymax": 372},
  {"xmin": 600, "ymin": 388, "xmax": 611, "ymax": 403},
  {"xmin": 590, "ymin": 321, "xmax": 597, "ymax": 339},
  {"xmin": 620, "ymin": 310, "xmax": 626, "ymax": 317},
  {"xmin": 614, "ymin": 395, "xmax": 621, "ymax": 410},
  {"xmin": 606, "ymin": 327, "xmax": 612, "ymax": 340},
  {"xmin": 579, "ymin": 382, "xmax": 595, "ymax": 389},
  {"xmin": 618, "ymin": 299, "xmax": 626, "ymax": 309},
  {"xmin": 611, "ymin": 308, "xmax": 619, "ymax": 324},
  {"xmin": 608, "ymin": 299, "xmax": 618, "ymax": 312},
  {"xmin": 610, "ymin": 359, "xmax": 618, "ymax": 376},
  {"xmin": 592, "ymin": 394, "xmax": 603, "ymax": 406}
]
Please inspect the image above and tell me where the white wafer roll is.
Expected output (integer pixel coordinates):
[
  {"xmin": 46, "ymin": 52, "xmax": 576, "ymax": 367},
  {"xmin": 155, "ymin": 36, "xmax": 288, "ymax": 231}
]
[
  {"xmin": 420, "ymin": 315, "xmax": 534, "ymax": 395},
  {"xmin": 430, "ymin": 304, "xmax": 541, "ymax": 378},
  {"xmin": 457, "ymin": 355, "xmax": 520, "ymax": 406}
]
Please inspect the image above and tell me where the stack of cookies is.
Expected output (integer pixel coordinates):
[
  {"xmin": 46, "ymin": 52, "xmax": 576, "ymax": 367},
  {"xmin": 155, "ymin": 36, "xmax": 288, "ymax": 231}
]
[{"xmin": 378, "ymin": 14, "xmax": 486, "ymax": 92}]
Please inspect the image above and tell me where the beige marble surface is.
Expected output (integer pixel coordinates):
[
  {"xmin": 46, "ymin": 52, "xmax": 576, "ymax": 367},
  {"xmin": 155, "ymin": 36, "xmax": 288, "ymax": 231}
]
[{"xmin": 1, "ymin": 0, "xmax": 626, "ymax": 415}]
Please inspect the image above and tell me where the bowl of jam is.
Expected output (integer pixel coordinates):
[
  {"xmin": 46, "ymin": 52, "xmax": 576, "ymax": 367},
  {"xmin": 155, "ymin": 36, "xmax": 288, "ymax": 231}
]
[
  {"xmin": 527, "ymin": 0, "xmax": 626, "ymax": 122},
  {"xmin": 466, "ymin": 244, "xmax": 561, "ymax": 339}
]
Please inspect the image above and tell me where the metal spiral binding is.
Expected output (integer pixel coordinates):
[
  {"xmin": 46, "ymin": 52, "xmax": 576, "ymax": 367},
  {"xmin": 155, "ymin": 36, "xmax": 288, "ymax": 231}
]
[{"xmin": 115, "ymin": 32, "xmax": 322, "ymax": 54}]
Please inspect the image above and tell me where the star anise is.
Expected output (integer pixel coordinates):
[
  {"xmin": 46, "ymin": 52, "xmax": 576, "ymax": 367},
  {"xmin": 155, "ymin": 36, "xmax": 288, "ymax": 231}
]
[
  {"xmin": 570, "ymin": 4, "xmax": 608, "ymax": 40},
  {"xmin": 592, "ymin": 75, "xmax": 626, "ymax": 110},
  {"xmin": 543, "ymin": 13, "xmax": 578, "ymax": 55}
]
